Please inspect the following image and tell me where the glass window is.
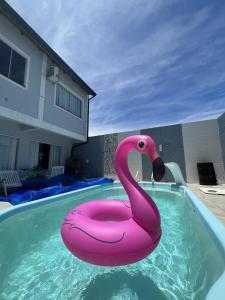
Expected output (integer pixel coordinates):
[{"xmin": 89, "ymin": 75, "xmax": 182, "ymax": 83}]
[
  {"xmin": 29, "ymin": 141, "xmax": 39, "ymax": 169},
  {"xmin": 70, "ymin": 94, "xmax": 75, "ymax": 114},
  {"xmin": 9, "ymin": 50, "xmax": 26, "ymax": 86},
  {"xmin": 56, "ymin": 84, "xmax": 82, "ymax": 118},
  {"xmin": 0, "ymin": 40, "xmax": 11, "ymax": 77},
  {"xmin": 30, "ymin": 142, "xmax": 60, "ymax": 170},
  {"xmin": 0, "ymin": 39, "xmax": 27, "ymax": 87},
  {"xmin": 0, "ymin": 135, "xmax": 18, "ymax": 170},
  {"xmin": 76, "ymin": 99, "xmax": 81, "ymax": 117},
  {"xmin": 49, "ymin": 145, "xmax": 61, "ymax": 168},
  {"xmin": 56, "ymin": 84, "xmax": 61, "ymax": 106},
  {"xmin": 64, "ymin": 89, "xmax": 70, "ymax": 110}
]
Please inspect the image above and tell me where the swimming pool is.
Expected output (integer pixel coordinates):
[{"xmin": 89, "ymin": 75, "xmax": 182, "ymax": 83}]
[{"xmin": 0, "ymin": 182, "xmax": 224, "ymax": 299}]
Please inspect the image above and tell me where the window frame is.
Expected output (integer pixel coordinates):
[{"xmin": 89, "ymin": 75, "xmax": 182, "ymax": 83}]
[
  {"xmin": 28, "ymin": 140, "xmax": 62, "ymax": 170},
  {"xmin": 48, "ymin": 144, "xmax": 61, "ymax": 169},
  {"xmin": 54, "ymin": 81, "xmax": 84, "ymax": 120},
  {"xmin": 0, "ymin": 133, "xmax": 18, "ymax": 170},
  {"xmin": 0, "ymin": 33, "xmax": 30, "ymax": 90}
]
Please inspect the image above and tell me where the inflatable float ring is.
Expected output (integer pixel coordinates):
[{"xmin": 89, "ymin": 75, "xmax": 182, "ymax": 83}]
[{"xmin": 61, "ymin": 135, "xmax": 165, "ymax": 266}]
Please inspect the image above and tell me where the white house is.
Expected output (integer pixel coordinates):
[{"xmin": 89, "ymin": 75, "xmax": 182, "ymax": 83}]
[{"xmin": 0, "ymin": 1, "xmax": 96, "ymax": 175}]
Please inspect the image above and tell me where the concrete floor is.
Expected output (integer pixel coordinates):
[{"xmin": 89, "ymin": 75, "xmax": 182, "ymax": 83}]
[
  {"xmin": 188, "ymin": 184, "xmax": 225, "ymax": 225},
  {"xmin": 0, "ymin": 201, "xmax": 12, "ymax": 211}
]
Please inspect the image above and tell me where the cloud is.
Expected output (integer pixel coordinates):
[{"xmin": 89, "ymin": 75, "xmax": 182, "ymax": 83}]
[{"xmin": 6, "ymin": 0, "xmax": 225, "ymax": 136}]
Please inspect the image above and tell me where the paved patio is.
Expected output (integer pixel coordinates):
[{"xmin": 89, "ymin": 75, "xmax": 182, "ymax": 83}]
[
  {"xmin": 0, "ymin": 201, "xmax": 12, "ymax": 211},
  {"xmin": 188, "ymin": 184, "xmax": 225, "ymax": 225}
]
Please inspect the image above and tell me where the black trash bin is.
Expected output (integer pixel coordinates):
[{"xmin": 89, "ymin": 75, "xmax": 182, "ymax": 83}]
[{"xmin": 197, "ymin": 162, "xmax": 217, "ymax": 185}]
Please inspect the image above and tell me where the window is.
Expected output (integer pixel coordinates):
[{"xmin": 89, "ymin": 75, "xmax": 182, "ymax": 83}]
[
  {"xmin": 29, "ymin": 141, "xmax": 39, "ymax": 169},
  {"xmin": 0, "ymin": 39, "xmax": 27, "ymax": 87},
  {"xmin": 49, "ymin": 145, "xmax": 61, "ymax": 168},
  {"xmin": 56, "ymin": 84, "xmax": 82, "ymax": 118},
  {"xmin": 0, "ymin": 135, "xmax": 18, "ymax": 170}
]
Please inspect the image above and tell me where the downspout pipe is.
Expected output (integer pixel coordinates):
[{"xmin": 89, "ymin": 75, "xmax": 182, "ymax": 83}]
[{"xmin": 71, "ymin": 94, "xmax": 96, "ymax": 155}]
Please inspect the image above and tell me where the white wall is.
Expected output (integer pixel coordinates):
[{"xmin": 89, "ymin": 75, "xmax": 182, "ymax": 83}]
[
  {"xmin": 182, "ymin": 119, "xmax": 225, "ymax": 183},
  {"xmin": 0, "ymin": 118, "xmax": 73, "ymax": 170},
  {"xmin": 0, "ymin": 14, "xmax": 42, "ymax": 118},
  {"xmin": 0, "ymin": 13, "xmax": 89, "ymax": 142},
  {"xmin": 118, "ymin": 130, "xmax": 142, "ymax": 180},
  {"xmin": 44, "ymin": 59, "xmax": 89, "ymax": 137}
]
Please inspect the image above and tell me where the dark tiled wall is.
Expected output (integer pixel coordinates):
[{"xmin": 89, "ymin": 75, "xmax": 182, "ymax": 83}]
[
  {"xmin": 73, "ymin": 125, "xmax": 186, "ymax": 181},
  {"xmin": 73, "ymin": 136, "xmax": 104, "ymax": 178},
  {"xmin": 73, "ymin": 134, "xmax": 118, "ymax": 178},
  {"xmin": 218, "ymin": 112, "xmax": 225, "ymax": 172},
  {"xmin": 141, "ymin": 125, "xmax": 186, "ymax": 181}
]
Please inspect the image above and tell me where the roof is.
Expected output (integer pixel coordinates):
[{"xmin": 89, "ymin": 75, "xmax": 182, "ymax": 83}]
[{"xmin": 0, "ymin": 0, "xmax": 96, "ymax": 98}]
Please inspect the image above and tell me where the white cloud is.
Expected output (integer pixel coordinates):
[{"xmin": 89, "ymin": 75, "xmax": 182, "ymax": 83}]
[{"xmin": 6, "ymin": 0, "xmax": 225, "ymax": 136}]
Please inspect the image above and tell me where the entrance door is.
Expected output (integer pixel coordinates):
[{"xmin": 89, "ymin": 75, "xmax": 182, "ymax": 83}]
[{"xmin": 38, "ymin": 143, "xmax": 50, "ymax": 169}]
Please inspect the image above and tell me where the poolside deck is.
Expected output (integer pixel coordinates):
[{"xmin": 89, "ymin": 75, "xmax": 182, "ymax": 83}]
[
  {"xmin": 188, "ymin": 184, "xmax": 225, "ymax": 225},
  {"xmin": 0, "ymin": 201, "xmax": 12, "ymax": 211}
]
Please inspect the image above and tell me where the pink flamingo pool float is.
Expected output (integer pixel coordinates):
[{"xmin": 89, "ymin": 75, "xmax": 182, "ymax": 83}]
[{"xmin": 61, "ymin": 135, "xmax": 165, "ymax": 266}]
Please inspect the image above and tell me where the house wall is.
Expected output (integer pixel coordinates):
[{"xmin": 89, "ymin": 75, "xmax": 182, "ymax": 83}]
[
  {"xmin": 44, "ymin": 61, "xmax": 89, "ymax": 137},
  {"xmin": 0, "ymin": 14, "xmax": 42, "ymax": 118},
  {"xmin": 0, "ymin": 13, "xmax": 89, "ymax": 141},
  {"xmin": 218, "ymin": 113, "xmax": 225, "ymax": 173},
  {"xmin": 0, "ymin": 118, "xmax": 73, "ymax": 170},
  {"xmin": 72, "ymin": 116, "xmax": 225, "ymax": 183},
  {"xmin": 73, "ymin": 136, "xmax": 105, "ymax": 178},
  {"xmin": 182, "ymin": 119, "xmax": 225, "ymax": 183},
  {"xmin": 141, "ymin": 125, "xmax": 186, "ymax": 182}
]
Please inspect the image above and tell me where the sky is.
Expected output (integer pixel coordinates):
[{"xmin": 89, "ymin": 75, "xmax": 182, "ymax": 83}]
[{"xmin": 6, "ymin": 0, "xmax": 225, "ymax": 136}]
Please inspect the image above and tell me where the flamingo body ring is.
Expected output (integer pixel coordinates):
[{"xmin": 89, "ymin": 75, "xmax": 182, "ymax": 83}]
[{"xmin": 61, "ymin": 135, "xmax": 165, "ymax": 266}]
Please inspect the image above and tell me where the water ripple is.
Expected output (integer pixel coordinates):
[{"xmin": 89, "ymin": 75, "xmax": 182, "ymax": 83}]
[{"xmin": 0, "ymin": 188, "xmax": 224, "ymax": 299}]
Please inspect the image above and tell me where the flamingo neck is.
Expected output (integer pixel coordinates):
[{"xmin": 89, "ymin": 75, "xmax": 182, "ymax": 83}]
[{"xmin": 115, "ymin": 144, "xmax": 161, "ymax": 238}]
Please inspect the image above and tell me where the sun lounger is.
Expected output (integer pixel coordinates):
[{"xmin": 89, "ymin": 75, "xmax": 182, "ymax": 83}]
[{"xmin": 0, "ymin": 170, "xmax": 22, "ymax": 196}]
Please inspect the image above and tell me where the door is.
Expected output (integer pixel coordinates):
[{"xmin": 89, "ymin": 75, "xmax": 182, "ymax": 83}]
[{"xmin": 38, "ymin": 143, "xmax": 50, "ymax": 169}]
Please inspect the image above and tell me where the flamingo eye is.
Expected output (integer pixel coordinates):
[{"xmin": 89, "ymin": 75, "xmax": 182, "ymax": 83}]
[{"xmin": 137, "ymin": 140, "xmax": 146, "ymax": 150}]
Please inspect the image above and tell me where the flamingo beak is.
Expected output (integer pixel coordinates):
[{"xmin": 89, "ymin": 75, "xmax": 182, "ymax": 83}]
[{"xmin": 152, "ymin": 157, "xmax": 165, "ymax": 181}]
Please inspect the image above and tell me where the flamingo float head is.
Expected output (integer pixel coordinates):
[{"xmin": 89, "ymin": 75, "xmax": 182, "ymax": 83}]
[
  {"xmin": 116, "ymin": 135, "xmax": 165, "ymax": 182},
  {"xmin": 136, "ymin": 135, "xmax": 165, "ymax": 181}
]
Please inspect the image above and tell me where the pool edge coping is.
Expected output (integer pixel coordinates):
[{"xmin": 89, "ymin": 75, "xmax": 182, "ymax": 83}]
[
  {"xmin": 180, "ymin": 185, "xmax": 225, "ymax": 300},
  {"xmin": 0, "ymin": 184, "xmax": 108, "ymax": 222},
  {"xmin": 140, "ymin": 181, "xmax": 225, "ymax": 300},
  {"xmin": 0, "ymin": 181, "xmax": 224, "ymax": 299}
]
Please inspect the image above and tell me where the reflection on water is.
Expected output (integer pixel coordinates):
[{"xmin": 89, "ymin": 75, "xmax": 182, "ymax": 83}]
[{"xmin": 81, "ymin": 270, "xmax": 168, "ymax": 300}]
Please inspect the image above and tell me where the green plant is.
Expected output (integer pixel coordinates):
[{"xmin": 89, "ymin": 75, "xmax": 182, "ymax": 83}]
[{"xmin": 66, "ymin": 155, "xmax": 80, "ymax": 177}]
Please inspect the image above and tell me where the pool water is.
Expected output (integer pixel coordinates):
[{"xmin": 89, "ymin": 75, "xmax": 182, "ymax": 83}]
[{"xmin": 0, "ymin": 184, "xmax": 224, "ymax": 299}]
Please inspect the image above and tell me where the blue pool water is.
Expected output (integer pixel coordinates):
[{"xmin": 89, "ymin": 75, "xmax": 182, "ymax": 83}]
[{"xmin": 0, "ymin": 183, "xmax": 224, "ymax": 299}]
